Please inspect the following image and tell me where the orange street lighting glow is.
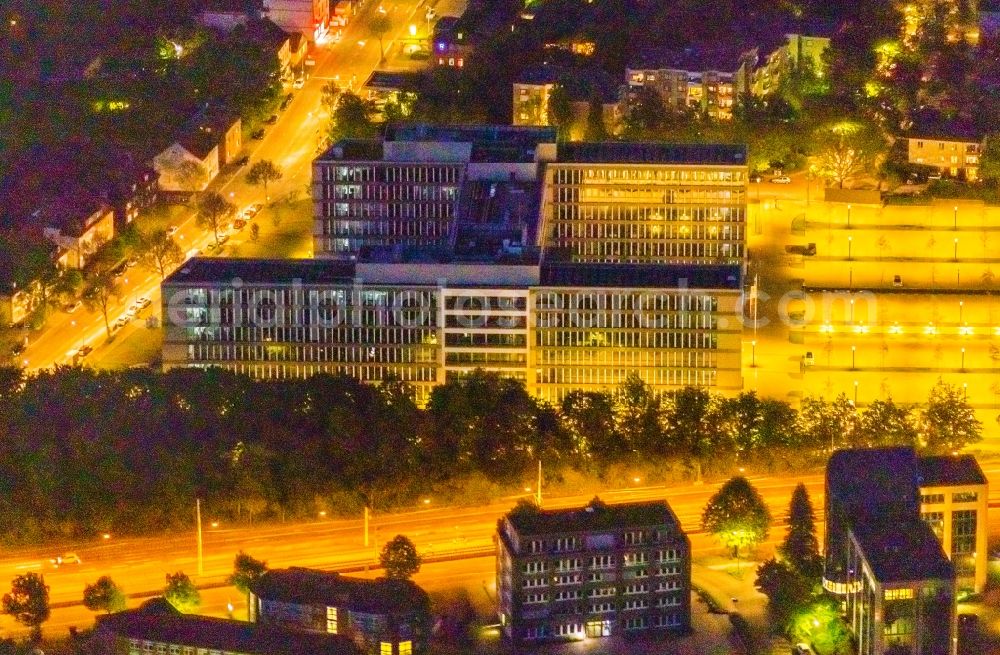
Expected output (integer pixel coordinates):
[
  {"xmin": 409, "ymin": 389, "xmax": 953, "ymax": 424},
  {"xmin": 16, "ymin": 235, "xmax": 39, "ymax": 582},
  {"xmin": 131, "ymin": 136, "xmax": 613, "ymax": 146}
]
[
  {"xmin": 924, "ymin": 324, "xmax": 937, "ymax": 336},
  {"xmin": 820, "ymin": 323, "xmax": 834, "ymax": 334},
  {"xmin": 959, "ymin": 326, "xmax": 974, "ymax": 336},
  {"xmin": 888, "ymin": 323, "xmax": 903, "ymax": 334},
  {"xmin": 853, "ymin": 324, "xmax": 869, "ymax": 334}
]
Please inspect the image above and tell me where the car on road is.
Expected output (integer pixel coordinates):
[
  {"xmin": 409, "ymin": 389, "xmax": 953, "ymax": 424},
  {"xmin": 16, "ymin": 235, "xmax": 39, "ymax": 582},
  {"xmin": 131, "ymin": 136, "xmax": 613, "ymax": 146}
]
[
  {"xmin": 70, "ymin": 345, "xmax": 93, "ymax": 359},
  {"xmin": 265, "ymin": 114, "xmax": 278, "ymax": 125},
  {"xmin": 251, "ymin": 128, "xmax": 265, "ymax": 140},
  {"xmin": 893, "ymin": 274, "xmax": 903, "ymax": 287},
  {"xmin": 770, "ymin": 175, "xmax": 792, "ymax": 184},
  {"xmin": 280, "ymin": 94, "xmax": 293, "ymax": 110},
  {"xmin": 110, "ymin": 262, "xmax": 127, "ymax": 278},
  {"xmin": 410, "ymin": 49, "xmax": 429, "ymax": 60},
  {"xmin": 802, "ymin": 351, "xmax": 815, "ymax": 367},
  {"xmin": 166, "ymin": 225, "xmax": 179, "ymax": 237},
  {"xmin": 246, "ymin": 203, "xmax": 263, "ymax": 218},
  {"xmin": 234, "ymin": 218, "xmax": 247, "ymax": 230},
  {"xmin": 749, "ymin": 173, "xmax": 763, "ymax": 183},
  {"xmin": 293, "ymin": 77, "xmax": 305, "ymax": 89},
  {"xmin": 219, "ymin": 234, "xmax": 230, "ymax": 246},
  {"xmin": 50, "ymin": 553, "xmax": 82, "ymax": 567},
  {"xmin": 113, "ymin": 316, "xmax": 129, "ymax": 331},
  {"xmin": 135, "ymin": 296, "xmax": 151, "ymax": 310},
  {"xmin": 785, "ymin": 243, "xmax": 817, "ymax": 256},
  {"xmin": 126, "ymin": 257, "xmax": 139, "ymax": 268},
  {"xmin": 10, "ymin": 342, "xmax": 25, "ymax": 356},
  {"xmin": 124, "ymin": 306, "xmax": 137, "ymax": 319},
  {"xmin": 233, "ymin": 156, "xmax": 250, "ymax": 167},
  {"xmin": 64, "ymin": 300, "xmax": 82, "ymax": 314}
]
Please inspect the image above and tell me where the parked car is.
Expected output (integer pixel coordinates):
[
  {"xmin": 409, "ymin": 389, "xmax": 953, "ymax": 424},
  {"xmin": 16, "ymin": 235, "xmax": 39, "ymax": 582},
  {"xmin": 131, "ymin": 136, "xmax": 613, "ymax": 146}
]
[
  {"xmin": 265, "ymin": 114, "xmax": 278, "ymax": 125},
  {"xmin": 125, "ymin": 257, "xmax": 139, "ymax": 268},
  {"xmin": 749, "ymin": 174, "xmax": 763, "ymax": 183},
  {"xmin": 65, "ymin": 300, "xmax": 82, "ymax": 314},
  {"xmin": 280, "ymin": 94, "xmax": 293, "ymax": 110},
  {"xmin": 10, "ymin": 342, "xmax": 25, "ymax": 356},
  {"xmin": 247, "ymin": 203, "xmax": 263, "ymax": 217},
  {"xmin": 234, "ymin": 218, "xmax": 247, "ymax": 230},
  {"xmin": 71, "ymin": 345, "xmax": 93, "ymax": 359},
  {"xmin": 124, "ymin": 306, "xmax": 137, "ymax": 319},
  {"xmin": 110, "ymin": 262, "xmax": 127, "ymax": 278},
  {"xmin": 292, "ymin": 77, "xmax": 305, "ymax": 89},
  {"xmin": 785, "ymin": 243, "xmax": 817, "ymax": 256},
  {"xmin": 803, "ymin": 351, "xmax": 815, "ymax": 367},
  {"xmin": 233, "ymin": 155, "xmax": 250, "ymax": 167},
  {"xmin": 166, "ymin": 225, "xmax": 179, "ymax": 237},
  {"xmin": 135, "ymin": 296, "xmax": 152, "ymax": 310},
  {"xmin": 893, "ymin": 274, "xmax": 902, "ymax": 287},
  {"xmin": 113, "ymin": 316, "xmax": 128, "ymax": 331},
  {"xmin": 251, "ymin": 128, "xmax": 265, "ymax": 140},
  {"xmin": 770, "ymin": 175, "xmax": 792, "ymax": 184}
]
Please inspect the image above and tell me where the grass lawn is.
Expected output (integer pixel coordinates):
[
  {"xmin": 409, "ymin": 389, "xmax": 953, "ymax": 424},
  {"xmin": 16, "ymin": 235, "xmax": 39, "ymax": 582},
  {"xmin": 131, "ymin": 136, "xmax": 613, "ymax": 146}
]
[
  {"xmin": 225, "ymin": 196, "xmax": 313, "ymax": 259},
  {"xmin": 93, "ymin": 321, "xmax": 163, "ymax": 370}
]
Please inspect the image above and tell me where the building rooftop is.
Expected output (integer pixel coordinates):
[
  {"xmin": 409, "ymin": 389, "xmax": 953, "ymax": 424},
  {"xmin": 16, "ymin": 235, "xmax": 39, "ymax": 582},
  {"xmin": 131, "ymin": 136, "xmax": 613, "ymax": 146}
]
[
  {"xmin": 317, "ymin": 139, "xmax": 385, "ymax": 161},
  {"xmin": 163, "ymin": 258, "xmax": 356, "ymax": 286},
  {"xmin": 505, "ymin": 498, "xmax": 683, "ymax": 537},
  {"xmin": 540, "ymin": 262, "xmax": 741, "ymax": 289},
  {"xmin": 97, "ymin": 604, "xmax": 361, "ymax": 655},
  {"xmin": 386, "ymin": 123, "xmax": 557, "ymax": 146},
  {"xmin": 827, "ymin": 447, "xmax": 920, "ymax": 524},
  {"xmin": 251, "ymin": 568, "xmax": 429, "ymax": 615},
  {"xmin": 363, "ymin": 70, "xmax": 425, "ymax": 93},
  {"xmin": 556, "ymin": 142, "xmax": 747, "ymax": 166},
  {"xmin": 515, "ymin": 65, "xmax": 621, "ymax": 103},
  {"xmin": 629, "ymin": 44, "xmax": 750, "ymax": 73},
  {"xmin": 178, "ymin": 131, "xmax": 219, "ymax": 160},
  {"xmin": 918, "ymin": 455, "xmax": 987, "ymax": 488},
  {"xmin": 851, "ymin": 519, "xmax": 954, "ymax": 583}
]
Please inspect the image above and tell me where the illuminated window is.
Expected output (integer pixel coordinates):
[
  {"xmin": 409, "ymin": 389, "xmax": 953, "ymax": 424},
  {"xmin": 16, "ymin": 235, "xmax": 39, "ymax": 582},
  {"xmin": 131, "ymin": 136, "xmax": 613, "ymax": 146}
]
[
  {"xmin": 399, "ymin": 642, "xmax": 412, "ymax": 655},
  {"xmin": 326, "ymin": 606, "xmax": 337, "ymax": 633},
  {"xmin": 953, "ymin": 491, "xmax": 978, "ymax": 502},
  {"xmin": 884, "ymin": 588, "xmax": 914, "ymax": 600},
  {"xmin": 380, "ymin": 643, "xmax": 392, "ymax": 655}
]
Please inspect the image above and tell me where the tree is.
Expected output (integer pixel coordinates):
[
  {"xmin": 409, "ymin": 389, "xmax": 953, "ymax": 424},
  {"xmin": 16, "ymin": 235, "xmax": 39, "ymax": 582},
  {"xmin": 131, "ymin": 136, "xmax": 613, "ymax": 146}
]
[
  {"xmin": 228, "ymin": 552, "xmax": 267, "ymax": 606},
  {"xmin": 245, "ymin": 160, "xmax": 282, "ymax": 203},
  {"xmin": 701, "ymin": 476, "xmax": 771, "ymax": 567},
  {"xmin": 778, "ymin": 484, "xmax": 823, "ymax": 581},
  {"xmin": 379, "ymin": 534, "xmax": 422, "ymax": 580},
  {"xmin": 662, "ymin": 386, "xmax": 725, "ymax": 480},
  {"xmin": 196, "ymin": 192, "xmax": 235, "ymax": 247},
  {"xmin": 755, "ymin": 558, "xmax": 812, "ymax": 626},
  {"xmin": 163, "ymin": 572, "xmax": 200, "ymax": 613},
  {"xmin": 980, "ymin": 133, "xmax": 1000, "ymax": 182},
  {"xmin": 83, "ymin": 576, "xmax": 126, "ymax": 614},
  {"xmin": 920, "ymin": 378, "xmax": 982, "ymax": 453},
  {"xmin": 329, "ymin": 92, "xmax": 379, "ymax": 142},
  {"xmin": 787, "ymin": 597, "xmax": 853, "ymax": 655},
  {"xmin": 857, "ymin": 397, "xmax": 917, "ymax": 448},
  {"xmin": 175, "ymin": 160, "xmax": 207, "ymax": 193},
  {"xmin": 370, "ymin": 12, "xmax": 392, "ymax": 62},
  {"xmin": 813, "ymin": 120, "xmax": 887, "ymax": 189},
  {"xmin": 3, "ymin": 573, "xmax": 49, "ymax": 640},
  {"xmin": 584, "ymin": 93, "xmax": 608, "ymax": 141},
  {"xmin": 83, "ymin": 269, "xmax": 121, "ymax": 339},
  {"xmin": 139, "ymin": 229, "xmax": 184, "ymax": 280},
  {"xmin": 798, "ymin": 395, "xmax": 857, "ymax": 454},
  {"xmin": 547, "ymin": 84, "xmax": 573, "ymax": 140}
]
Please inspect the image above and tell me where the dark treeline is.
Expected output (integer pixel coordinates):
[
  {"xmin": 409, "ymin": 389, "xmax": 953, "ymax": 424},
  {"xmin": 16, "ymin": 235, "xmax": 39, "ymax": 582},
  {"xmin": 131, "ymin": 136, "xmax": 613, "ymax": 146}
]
[{"xmin": 0, "ymin": 367, "xmax": 980, "ymax": 544}]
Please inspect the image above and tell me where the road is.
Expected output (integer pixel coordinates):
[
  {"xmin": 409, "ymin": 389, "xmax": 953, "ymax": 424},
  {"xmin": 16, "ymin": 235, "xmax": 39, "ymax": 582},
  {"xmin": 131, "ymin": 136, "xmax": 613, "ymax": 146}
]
[
  {"xmin": 4, "ymin": 465, "xmax": 1000, "ymax": 637},
  {"xmin": 14, "ymin": 0, "xmax": 465, "ymax": 374}
]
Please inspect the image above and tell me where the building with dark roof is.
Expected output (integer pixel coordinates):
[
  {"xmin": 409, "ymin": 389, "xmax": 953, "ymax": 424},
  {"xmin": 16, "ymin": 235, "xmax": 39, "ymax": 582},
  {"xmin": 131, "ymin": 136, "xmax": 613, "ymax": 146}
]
[
  {"xmin": 823, "ymin": 448, "xmax": 977, "ymax": 655},
  {"xmin": 162, "ymin": 125, "xmax": 747, "ymax": 400},
  {"xmin": 249, "ymin": 568, "xmax": 430, "ymax": 655},
  {"xmin": 496, "ymin": 498, "xmax": 690, "ymax": 644},
  {"xmin": 97, "ymin": 600, "xmax": 363, "ymax": 655}
]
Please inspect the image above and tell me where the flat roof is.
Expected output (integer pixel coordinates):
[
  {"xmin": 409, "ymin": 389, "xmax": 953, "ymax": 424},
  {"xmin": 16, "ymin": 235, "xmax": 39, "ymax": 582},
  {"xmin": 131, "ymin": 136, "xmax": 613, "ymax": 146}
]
[
  {"xmin": 852, "ymin": 519, "xmax": 954, "ymax": 583},
  {"xmin": 540, "ymin": 262, "xmax": 741, "ymax": 289},
  {"xmin": 556, "ymin": 142, "xmax": 747, "ymax": 166},
  {"xmin": 918, "ymin": 455, "xmax": 987, "ymax": 487},
  {"xmin": 316, "ymin": 139, "xmax": 384, "ymax": 162},
  {"xmin": 163, "ymin": 258, "xmax": 356, "ymax": 286},
  {"xmin": 252, "ymin": 568, "xmax": 429, "ymax": 614},
  {"xmin": 98, "ymin": 607, "xmax": 361, "ymax": 655},
  {"xmin": 385, "ymin": 123, "xmax": 557, "ymax": 145},
  {"xmin": 827, "ymin": 447, "xmax": 920, "ymax": 521},
  {"xmin": 506, "ymin": 499, "xmax": 683, "ymax": 537},
  {"xmin": 364, "ymin": 70, "xmax": 425, "ymax": 92}
]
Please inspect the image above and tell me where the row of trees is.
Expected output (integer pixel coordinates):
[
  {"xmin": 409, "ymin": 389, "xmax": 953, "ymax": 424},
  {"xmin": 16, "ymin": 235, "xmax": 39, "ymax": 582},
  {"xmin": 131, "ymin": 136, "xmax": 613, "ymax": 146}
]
[
  {"xmin": 3, "ymin": 535, "xmax": 423, "ymax": 640},
  {"xmin": 0, "ymin": 365, "xmax": 980, "ymax": 543}
]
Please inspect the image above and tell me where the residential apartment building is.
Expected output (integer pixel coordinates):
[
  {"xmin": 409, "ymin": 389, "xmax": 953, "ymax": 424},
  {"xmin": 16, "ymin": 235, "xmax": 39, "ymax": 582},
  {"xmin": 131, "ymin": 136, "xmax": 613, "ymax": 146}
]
[
  {"xmin": 907, "ymin": 135, "xmax": 982, "ymax": 180},
  {"xmin": 164, "ymin": 125, "xmax": 747, "ymax": 400},
  {"xmin": 37, "ymin": 198, "xmax": 116, "ymax": 269},
  {"xmin": 262, "ymin": 0, "xmax": 329, "ymax": 42},
  {"xmin": 97, "ymin": 600, "xmax": 363, "ymax": 655},
  {"xmin": 432, "ymin": 16, "xmax": 473, "ymax": 68},
  {"xmin": 917, "ymin": 455, "xmax": 989, "ymax": 594},
  {"xmin": 496, "ymin": 498, "xmax": 691, "ymax": 644},
  {"xmin": 750, "ymin": 31, "xmax": 832, "ymax": 96},
  {"xmin": 512, "ymin": 67, "xmax": 621, "ymax": 139},
  {"xmin": 824, "ymin": 448, "xmax": 962, "ymax": 655},
  {"xmin": 249, "ymin": 568, "xmax": 430, "ymax": 655},
  {"xmin": 626, "ymin": 48, "xmax": 741, "ymax": 120},
  {"xmin": 154, "ymin": 135, "xmax": 220, "ymax": 193}
]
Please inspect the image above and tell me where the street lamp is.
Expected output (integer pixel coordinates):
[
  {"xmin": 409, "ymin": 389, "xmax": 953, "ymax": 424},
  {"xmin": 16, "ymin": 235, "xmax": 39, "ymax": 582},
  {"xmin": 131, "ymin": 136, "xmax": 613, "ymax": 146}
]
[
  {"xmin": 854, "ymin": 380, "xmax": 859, "ymax": 405},
  {"xmin": 850, "ymin": 298, "xmax": 855, "ymax": 323},
  {"xmin": 851, "ymin": 344, "xmax": 856, "ymax": 370},
  {"xmin": 848, "ymin": 236, "xmax": 853, "ymax": 261},
  {"xmin": 961, "ymin": 347, "xmax": 966, "ymax": 371},
  {"xmin": 960, "ymin": 300, "xmax": 964, "ymax": 323},
  {"xmin": 954, "ymin": 237, "xmax": 959, "ymax": 262},
  {"xmin": 751, "ymin": 339, "xmax": 757, "ymax": 367},
  {"xmin": 847, "ymin": 204, "xmax": 852, "ymax": 229},
  {"xmin": 954, "ymin": 205, "xmax": 958, "ymax": 230}
]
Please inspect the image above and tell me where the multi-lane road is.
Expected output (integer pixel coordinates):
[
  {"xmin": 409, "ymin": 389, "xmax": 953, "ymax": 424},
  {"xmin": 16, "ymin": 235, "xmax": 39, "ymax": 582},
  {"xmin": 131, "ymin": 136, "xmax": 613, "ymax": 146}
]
[
  {"xmin": 15, "ymin": 0, "xmax": 465, "ymax": 374},
  {"xmin": 4, "ymin": 464, "xmax": 1000, "ymax": 636}
]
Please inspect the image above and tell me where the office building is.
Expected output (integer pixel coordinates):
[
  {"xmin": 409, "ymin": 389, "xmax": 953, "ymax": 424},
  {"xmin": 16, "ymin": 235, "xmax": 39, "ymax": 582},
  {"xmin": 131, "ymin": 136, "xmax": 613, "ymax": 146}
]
[
  {"xmin": 97, "ymin": 599, "xmax": 363, "ymax": 655},
  {"xmin": 917, "ymin": 455, "xmax": 988, "ymax": 594},
  {"xmin": 249, "ymin": 568, "xmax": 430, "ymax": 655},
  {"xmin": 496, "ymin": 498, "xmax": 691, "ymax": 644},
  {"xmin": 824, "ymin": 448, "xmax": 964, "ymax": 655},
  {"xmin": 164, "ymin": 126, "xmax": 747, "ymax": 400}
]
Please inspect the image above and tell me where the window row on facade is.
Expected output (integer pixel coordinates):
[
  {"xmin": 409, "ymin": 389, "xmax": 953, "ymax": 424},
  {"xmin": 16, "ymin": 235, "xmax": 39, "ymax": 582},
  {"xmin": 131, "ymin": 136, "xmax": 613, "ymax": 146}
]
[
  {"xmin": 534, "ymin": 330, "xmax": 724, "ymax": 349},
  {"xmin": 320, "ymin": 184, "xmax": 459, "ymax": 202},
  {"xmin": 535, "ymin": 366, "xmax": 720, "ymax": 387},
  {"xmin": 321, "ymin": 219, "xmax": 455, "ymax": 237},
  {"xmin": 317, "ymin": 164, "xmax": 463, "ymax": 184},
  {"xmin": 551, "ymin": 204, "xmax": 742, "ymax": 223},
  {"xmin": 556, "ymin": 239, "xmax": 741, "ymax": 263},
  {"xmin": 319, "ymin": 202, "xmax": 456, "ymax": 220},
  {"xmin": 186, "ymin": 343, "xmax": 439, "ymax": 364},
  {"xmin": 551, "ymin": 167, "xmax": 747, "ymax": 185}
]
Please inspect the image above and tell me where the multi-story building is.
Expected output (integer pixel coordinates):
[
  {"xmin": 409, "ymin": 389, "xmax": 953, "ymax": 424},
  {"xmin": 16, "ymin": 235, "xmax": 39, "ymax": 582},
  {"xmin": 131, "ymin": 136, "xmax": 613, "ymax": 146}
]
[
  {"xmin": 496, "ymin": 498, "xmax": 691, "ymax": 644},
  {"xmin": 249, "ymin": 568, "xmax": 430, "ymax": 655},
  {"xmin": 263, "ymin": 0, "xmax": 329, "ymax": 42},
  {"xmin": 907, "ymin": 135, "xmax": 982, "ymax": 181},
  {"xmin": 36, "ymin": 197, "xmax": 116, "ymax": 269},
  {"xmin": 626, "ymin": 48, "xmax": 743, "ymax": 120},
  {"xmin": 511, "ymin": 67, "xmax": 622, "ymax": 139},
  {"xmin": 163, "ymin": 125, "xmax": 747, "ymax": 400},
  {"xmin": 431, "ymin": 16, "xmax": 473, "ymax": 68},
  {"xmin": 97, "ymin": 599, "xmax": 363, "ymax": 655},
  {"xmin": 917, "ymin": 455, "xmax": 989, "ymax": 594},
  {"xmin": 750, "ymin": 31, "xmax": 832, "ymax": 97},
  {"xmin": 824, "ymin": 448, "xmax": 966, "ymax": 655},
  {"xmin": 540, "ymin": 142, "xmax": 747, "ymax": 267}
]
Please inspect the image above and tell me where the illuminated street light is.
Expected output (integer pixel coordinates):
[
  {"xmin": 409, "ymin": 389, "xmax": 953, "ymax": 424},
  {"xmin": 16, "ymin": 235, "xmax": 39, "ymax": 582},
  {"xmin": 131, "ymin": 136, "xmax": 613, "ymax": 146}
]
[
  {"xmin": 851, "ymin": 345, "xmax": 856, "ymax": 370},
  {"xmin": 888, "ymin": 323, "xmax": 903, "ymax": 335},
  {"xmin": 854, "ymin": 380, "xmax": 859, "ymax": 405},
  {"xmin": 953, "ymin": 237, "xmax": 959, "ymax": 262},
  {"xmin": 925, "ymin": 323, "xmax": 937, "ymax": 336},
  {"xmin": 959, "ymin": 300, "xmax": 964, "ymax": 323},
  {"xmin": 847, "ymin": 204, "xmax": 852, "ymax": 228},
  {"xmin": 848, "ymin": 236, "xmax": 853, "ymax": 261},
  {"xmin": 961, "ymin": 347, "xmax": 966, "ymax": 371},
  {"xmin": 954, "ymin": 205, "xmax": 958, "ymax": 230},
  {"xmin": 751, "ymin": 339, "xmax": 757, "ymax": 367},
  {"xmin": 959, "ymin": 324, "xmax": 973, "ymax": 336},
  {"xmin": 820, "ymin": 323, "xmax": 834, "ymax": 334}
]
